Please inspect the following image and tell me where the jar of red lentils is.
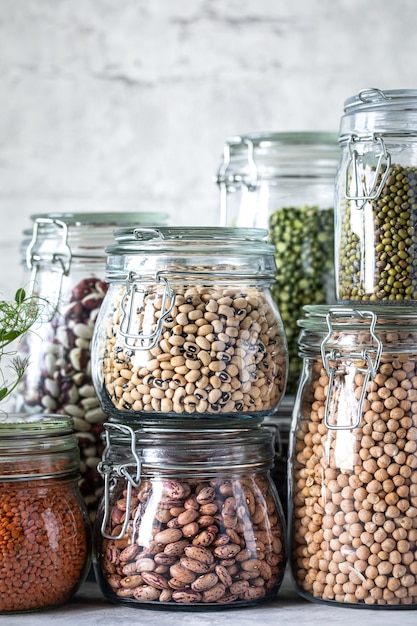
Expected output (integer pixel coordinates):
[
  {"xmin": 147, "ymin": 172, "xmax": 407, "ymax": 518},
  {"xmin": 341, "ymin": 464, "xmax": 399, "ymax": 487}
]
[
  {"xmin": 0, "ymin": 414, "xmax": 91, "ymax": 613},
  {"xmin": 91, "ymin": 227, "xmax": 288, "ymax": 423},
  {"xmin": 289, "ymin": 304, "xmax": 417, "ymax": 608}
]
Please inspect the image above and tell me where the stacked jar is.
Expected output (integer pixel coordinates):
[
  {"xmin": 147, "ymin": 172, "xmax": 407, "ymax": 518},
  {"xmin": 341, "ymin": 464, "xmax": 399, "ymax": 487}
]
[
  {"xmin": 289, "ymin": 89, "xmax": 417, "ymax": 608},
  {"xmin": 90, "ymin": 226, "xmax": 288, "ymax": 609},
  {"xmin": 14, "ymin": 211, "xmax": 168, "ymax": 521}
]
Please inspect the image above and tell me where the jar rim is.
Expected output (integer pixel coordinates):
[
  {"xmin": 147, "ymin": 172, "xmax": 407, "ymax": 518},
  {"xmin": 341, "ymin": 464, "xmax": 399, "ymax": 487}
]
[
  {"xmin": 298, "ymin": 304, "xmax": 417, "ymax": 331},
  {"xmin": 343, "ymin": 88, "xmax": 417, "ymax": 113},
  {"xmin": 216, "ymin": 131, "xmax": 339, "ymax": 184},
  {"xmin": 0, "ymin": 413, "xmax": 74, "ymax": 438},
  {"xmin": 105, "ymin": 226, "xmax": 274, "ymax": 257},
  {"xmin": 30, "ymin": 211, "xmax": 169, "ymax": 227}
]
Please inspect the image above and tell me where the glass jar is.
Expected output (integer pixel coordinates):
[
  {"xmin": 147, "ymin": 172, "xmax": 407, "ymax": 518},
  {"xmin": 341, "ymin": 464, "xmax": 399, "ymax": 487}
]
[
  {"xmin": 91, "ymin": 227, "xmax": 288, "ymax": 422},
  {"xmin": 216, "ymin": 132, "xmax": 338, "ymax": 394},
  {"xmin": 94, "ymin": 422, "xmax": 286, "ymax": 609},
  {"xmin": 264, "ymin": 396, "xmax": 294, "ymax": 521},
  {"xmin": 289, "ymin": 304, "xmax": 417, "ymax": 608},
  {"xmin": 336, "ymin": 88, "xmax": 417, "ymax": 302},
  {"xmin": 0, "ymin": 414, "xmax": 91, "ymax": 613},
  {"xmin": 14, "ymin": 211, "xmax": 168, "ymax": 520}
]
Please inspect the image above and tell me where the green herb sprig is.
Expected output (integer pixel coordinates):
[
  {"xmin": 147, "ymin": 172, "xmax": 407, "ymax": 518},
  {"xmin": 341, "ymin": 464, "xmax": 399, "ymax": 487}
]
[{"xmin": 0, "ymin": 288, "xmax": 46, "ymax": 403}]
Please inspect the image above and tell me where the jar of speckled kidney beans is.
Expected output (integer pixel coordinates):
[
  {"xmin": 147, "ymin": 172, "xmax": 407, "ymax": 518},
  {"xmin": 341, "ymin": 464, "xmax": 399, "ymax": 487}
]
[
  {"xmin": 94, "ymin": 422, "xmax": 286, "ymax": 609},
  {"xmin": 14, "ymin": 212, "xmax": 168, "ymax": 519},
  {"xmin": 289, "ymin": 304, "xmax": 417, "ymax": 608},
  {"xmin": 90, "ymin": 227, "xmax": 288, "ymax": 423},
  {"xmin": 0, "ymin": 414, "xmax": 91, "ymax": 613},
  {"xmin": 336, "ymin": 88, "xmax": 417, "ymax": 302}
]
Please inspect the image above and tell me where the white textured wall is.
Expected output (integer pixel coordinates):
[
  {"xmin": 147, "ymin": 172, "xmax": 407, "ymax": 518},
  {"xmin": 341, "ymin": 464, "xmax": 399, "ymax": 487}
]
[{"xmin": 1, "ymin": 0, "xmax": 417, "ymax": 296}]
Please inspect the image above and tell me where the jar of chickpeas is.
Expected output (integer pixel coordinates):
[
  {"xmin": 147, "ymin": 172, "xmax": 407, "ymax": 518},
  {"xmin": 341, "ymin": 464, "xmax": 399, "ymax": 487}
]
[{"xmin": 289, "ymin": 305, "xmax": 417, "ymax": 608}]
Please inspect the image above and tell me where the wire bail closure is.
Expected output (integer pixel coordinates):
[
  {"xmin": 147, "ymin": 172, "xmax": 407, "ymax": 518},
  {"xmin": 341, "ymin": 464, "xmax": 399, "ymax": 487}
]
[
  {"xmin": 321, "ymin": 309, "xmax": 383, "ymax": 431},
  {"xmin": 97, "ymin": 422, "xmax": 141, "ymax": 540},
  {"xmin": 217, "ymin": 136, "xmax": 258, "ymax": 226},
  {"xmin": 26, "ymin": 218, "xmax": 72, "ymax": 317},
  {"xmin": 344, "ymin": 134, "xmax": 391, "ymax": 209},
  {"xmin": 118, "ymin": 271, "xmax": 175, "ymax": 351}
]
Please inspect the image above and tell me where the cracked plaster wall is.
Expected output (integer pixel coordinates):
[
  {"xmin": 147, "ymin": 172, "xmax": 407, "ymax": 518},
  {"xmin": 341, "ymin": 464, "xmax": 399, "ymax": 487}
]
[{"xmin": 1, "ymin": 0, "xmax": 417, "ymax": 294}]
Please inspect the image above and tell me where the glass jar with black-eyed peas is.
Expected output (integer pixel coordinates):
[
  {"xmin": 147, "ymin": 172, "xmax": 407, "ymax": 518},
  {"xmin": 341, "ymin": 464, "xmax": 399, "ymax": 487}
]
[
  {"xmin": 289, "ymin": 304, "xmax": 417, "ymax": 608},
  {"xmin": 335, "ymin": 88, "xmax": 417, "ymax": 302},
  {"xmin": 93, "ymin": 422, "xmax": 286, "ymax": 609},
  {"xmin": 14, "ymin": 212, "xmax": 168, "ymax": 519},
  {"xmin": 91, "ymin": 227, "xmax": 288, "ymax": 423}
]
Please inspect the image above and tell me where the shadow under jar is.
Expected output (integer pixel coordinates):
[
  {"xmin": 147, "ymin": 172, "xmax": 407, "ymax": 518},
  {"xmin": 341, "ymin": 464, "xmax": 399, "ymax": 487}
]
[
  {"xmin": 0, "ymin": 414, "xmax": 91, "ymax": 614},
  {"xmin": 91, "ymin": 227, "xmax": 288, "ymax": 423},
  {"xmin": 289, "ymin": 305, "xmax": 417, "ymax": 608},
  {"xmin": 94, "ymin": 422, "xmax": 286, "ymax": 609}
]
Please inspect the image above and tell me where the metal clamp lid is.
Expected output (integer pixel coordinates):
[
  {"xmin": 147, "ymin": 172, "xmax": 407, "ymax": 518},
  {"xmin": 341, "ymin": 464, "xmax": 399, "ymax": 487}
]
[
  {"xmin": 321, "ymin": 309, "xmax": 383, "ymax": 430},
  {"xmin": 26, "ymin": 218, "xmax": 72, "ymax": 313},
  {"xmin": 97, "ymin": 423, "xmax": 142, "ymax": 540},
  {"xmin": 344, "ymin": 134, "xmax": 391, "ymax": 208},
  {"xmin": 118, "ymin": 270, "xmax": 176, "ymax": 351}
]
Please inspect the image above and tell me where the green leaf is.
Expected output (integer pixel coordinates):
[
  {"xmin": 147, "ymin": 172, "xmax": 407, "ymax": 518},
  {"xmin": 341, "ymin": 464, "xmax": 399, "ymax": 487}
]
[
  {"xmin": 14, "ymin": 288, "xmax": 26, "ymax": 305},
  {"xmin": 0, "ymin": 388, "xmax": 8, "ymax": 401}
]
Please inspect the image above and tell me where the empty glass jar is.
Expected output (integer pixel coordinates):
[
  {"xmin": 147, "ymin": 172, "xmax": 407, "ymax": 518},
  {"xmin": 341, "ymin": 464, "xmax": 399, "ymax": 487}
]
[
  {"xmin": 91, "ymin": 227, "xmax": 288, "ymax": 422},
  {"xmin": 94, "ymin": 422, "xmax": 286, "ymax": 609}
]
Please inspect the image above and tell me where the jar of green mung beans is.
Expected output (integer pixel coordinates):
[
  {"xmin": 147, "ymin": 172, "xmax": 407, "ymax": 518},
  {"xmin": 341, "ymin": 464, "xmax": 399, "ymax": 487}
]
[
  {"xmin": 216, "ymin": 132, "xmax": 339, "ymax": 394},
  {"xmin": 335, "ymin": 88, "xmax": 417, "ymax": 303}
]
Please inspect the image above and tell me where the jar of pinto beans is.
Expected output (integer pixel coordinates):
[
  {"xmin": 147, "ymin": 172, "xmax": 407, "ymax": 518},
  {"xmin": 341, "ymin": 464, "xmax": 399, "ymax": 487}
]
[
  {"xmin": 94, "ymin": 422, "xmax": 286, "ymax": 609},
  {"xmin": 0, "ymin": 414, "xmax": 91, "ymax": 613},
  {"xmin": 91, "ymin": 227, "xmax": 288, "ymax": 423},
  {"xmin": 289, "ymin": 305, "xmax": 417, "ymax": 608},
  {"xmin": 336, "ymin": 88, "xmax": 417, "ymax": 302},
  {"xmin": 14, "ymin": 211, "xmax": 168, "ymax": 520}
]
